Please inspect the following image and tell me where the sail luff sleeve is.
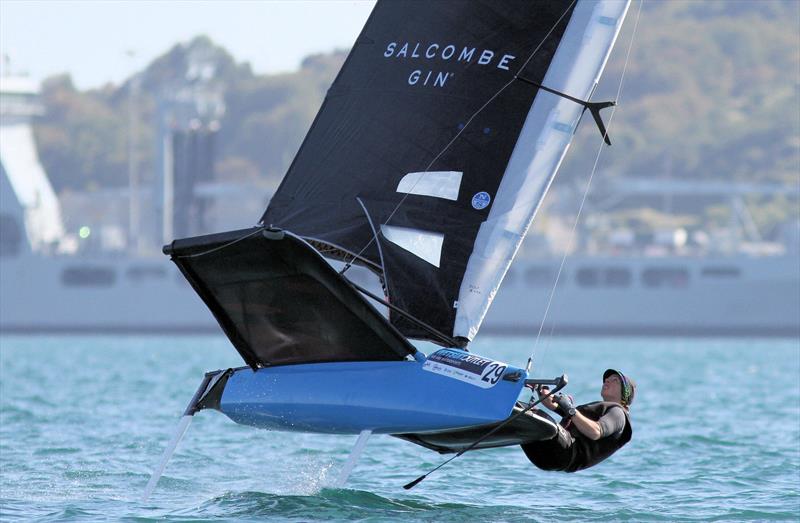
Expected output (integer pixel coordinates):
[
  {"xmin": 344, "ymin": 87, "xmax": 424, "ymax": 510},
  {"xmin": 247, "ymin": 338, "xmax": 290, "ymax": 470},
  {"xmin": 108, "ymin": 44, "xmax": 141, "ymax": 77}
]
[{"xmin": 454, "ymin": 0, "xmax": 632, "ymax": 341}]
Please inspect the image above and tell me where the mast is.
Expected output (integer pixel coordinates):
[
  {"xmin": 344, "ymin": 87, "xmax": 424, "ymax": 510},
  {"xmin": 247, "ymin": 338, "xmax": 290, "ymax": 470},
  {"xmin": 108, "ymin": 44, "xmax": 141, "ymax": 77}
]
[{"xmin": 454, "ymin": 0, "xmax": 631, "ymax": 340}]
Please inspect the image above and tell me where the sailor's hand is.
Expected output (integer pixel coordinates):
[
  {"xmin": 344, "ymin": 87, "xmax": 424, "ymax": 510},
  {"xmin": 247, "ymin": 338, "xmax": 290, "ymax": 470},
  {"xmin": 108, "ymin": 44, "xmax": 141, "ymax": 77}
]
[
  {"xmin": 535, "ymin": 386, "xmax": 560, "ymax": 411},
  {"xmin": 555, "ymin": 393, "xmax": 576, "ymax": 417}
]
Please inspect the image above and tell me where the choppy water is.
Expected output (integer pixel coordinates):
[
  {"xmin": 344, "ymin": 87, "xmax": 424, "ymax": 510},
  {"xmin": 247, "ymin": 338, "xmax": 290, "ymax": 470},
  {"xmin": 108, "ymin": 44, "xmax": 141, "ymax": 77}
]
[{"xmin": 1, "ymin": 335, "xmax": 798, "ymax": 522}]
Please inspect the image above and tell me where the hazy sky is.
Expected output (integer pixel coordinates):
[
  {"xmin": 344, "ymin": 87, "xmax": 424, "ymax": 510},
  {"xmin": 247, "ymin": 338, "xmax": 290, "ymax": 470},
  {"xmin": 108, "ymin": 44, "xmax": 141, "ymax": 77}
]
[{"xmin": 0, "ymin": 0, "xmax": 376, "ymax": 90}]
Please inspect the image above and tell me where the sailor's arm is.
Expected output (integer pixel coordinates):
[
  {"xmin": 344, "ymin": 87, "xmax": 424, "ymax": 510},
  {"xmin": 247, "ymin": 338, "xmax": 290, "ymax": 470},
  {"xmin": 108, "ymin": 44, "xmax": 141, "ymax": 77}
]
[
  {"xmin": 570, "ymin": 411, "xmax": 604, "ymax": 440},
  {"xmin": 572, "ymin": 407, "xmax": 626, "ymax": 441}
]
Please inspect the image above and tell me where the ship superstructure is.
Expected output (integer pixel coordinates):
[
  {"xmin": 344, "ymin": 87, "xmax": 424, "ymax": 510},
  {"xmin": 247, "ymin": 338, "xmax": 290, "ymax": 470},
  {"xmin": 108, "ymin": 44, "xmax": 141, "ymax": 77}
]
[{"xmin": 0, "ymin": 70, "xmax": 64, "ymax": 254}]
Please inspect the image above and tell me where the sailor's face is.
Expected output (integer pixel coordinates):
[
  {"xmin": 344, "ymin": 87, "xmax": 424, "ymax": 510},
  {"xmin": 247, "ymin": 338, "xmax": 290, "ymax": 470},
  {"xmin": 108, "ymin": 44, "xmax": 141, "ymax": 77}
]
[{"xmin": 602, "ymin": 374, "xmax": 623, "ymax": 403}]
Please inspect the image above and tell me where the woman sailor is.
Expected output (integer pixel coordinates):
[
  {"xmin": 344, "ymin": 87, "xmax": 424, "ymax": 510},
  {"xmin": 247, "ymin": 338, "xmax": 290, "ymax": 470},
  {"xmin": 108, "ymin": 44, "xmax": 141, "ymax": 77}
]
[{"xmin": 521, "ymin": 369, "xmax": 635, "ymax": 472}]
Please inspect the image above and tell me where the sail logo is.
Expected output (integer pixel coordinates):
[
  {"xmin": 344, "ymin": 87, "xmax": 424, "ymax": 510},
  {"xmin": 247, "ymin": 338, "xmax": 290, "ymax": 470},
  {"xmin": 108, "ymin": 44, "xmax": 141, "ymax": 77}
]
[
  {"xmin": 471, "ymin": 192, "xmax": 491, "ymax": 210},
  {"xmin": 383, "ymin": 41, "xmax": 516, "ymax": 89}
]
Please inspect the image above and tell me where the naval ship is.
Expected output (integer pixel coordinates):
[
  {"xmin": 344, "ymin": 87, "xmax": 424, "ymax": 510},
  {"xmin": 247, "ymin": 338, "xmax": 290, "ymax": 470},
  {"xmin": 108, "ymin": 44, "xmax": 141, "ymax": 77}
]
[{"xmin": 1, "ymin": 71, "xmax": 798, "ymax": 337}]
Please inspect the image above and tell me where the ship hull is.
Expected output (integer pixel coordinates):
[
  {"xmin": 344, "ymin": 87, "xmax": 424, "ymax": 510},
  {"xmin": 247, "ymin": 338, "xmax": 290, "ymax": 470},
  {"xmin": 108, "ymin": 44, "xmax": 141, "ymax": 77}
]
[{"xmin": 1, "ymin": 252, "xmax": 797, "ymax": 337}]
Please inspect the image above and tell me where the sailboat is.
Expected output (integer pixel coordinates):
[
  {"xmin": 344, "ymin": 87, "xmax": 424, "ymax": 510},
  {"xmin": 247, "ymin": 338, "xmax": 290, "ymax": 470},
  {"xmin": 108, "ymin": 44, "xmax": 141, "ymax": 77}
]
[{"xmin": 147, "ymin": 0, "xmax": 631, "ymax": 493}]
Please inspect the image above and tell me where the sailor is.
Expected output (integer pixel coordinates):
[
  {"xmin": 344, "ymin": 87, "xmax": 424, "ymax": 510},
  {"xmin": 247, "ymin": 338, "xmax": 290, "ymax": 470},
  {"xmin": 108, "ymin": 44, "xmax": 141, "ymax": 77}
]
[{"xmin": 521, "ymin": 369, "xmax": 634, "ymax": 472}]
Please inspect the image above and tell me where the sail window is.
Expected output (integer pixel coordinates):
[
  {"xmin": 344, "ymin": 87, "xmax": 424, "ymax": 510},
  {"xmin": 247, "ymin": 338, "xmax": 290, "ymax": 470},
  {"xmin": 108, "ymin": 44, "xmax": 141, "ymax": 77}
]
[
  {"xmin": 381, "ymin": 225, "xmax": 444, "ymax": 267},
  {"xmin": 61, "ymin": 266, "xmax": 116, "ymax": 287},
  {"xmin": 396, "ymin": 171, "xmax": 462, "ymax": 201}
]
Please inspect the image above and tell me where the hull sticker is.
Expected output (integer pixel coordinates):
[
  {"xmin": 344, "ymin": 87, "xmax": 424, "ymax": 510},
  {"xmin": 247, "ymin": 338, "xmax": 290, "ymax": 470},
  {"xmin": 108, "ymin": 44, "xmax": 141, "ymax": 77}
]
[{"xmin": 422, "ymin": 349, "xmax": 507, "ymax": 388}]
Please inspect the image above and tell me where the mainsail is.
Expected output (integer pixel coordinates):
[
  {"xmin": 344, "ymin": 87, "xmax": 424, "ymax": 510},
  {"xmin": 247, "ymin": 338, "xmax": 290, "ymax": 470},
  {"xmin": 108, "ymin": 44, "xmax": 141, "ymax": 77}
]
[{"xmin": 260, "ymin": 0, "xmax": 630, "ymax": 344}]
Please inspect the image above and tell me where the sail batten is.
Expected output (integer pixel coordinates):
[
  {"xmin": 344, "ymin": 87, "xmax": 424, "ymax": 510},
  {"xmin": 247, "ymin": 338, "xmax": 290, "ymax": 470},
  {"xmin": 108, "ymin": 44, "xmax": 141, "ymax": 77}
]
[{"xmin": 261, "ymin": 0, "xmax": 629, "ymax": 344}]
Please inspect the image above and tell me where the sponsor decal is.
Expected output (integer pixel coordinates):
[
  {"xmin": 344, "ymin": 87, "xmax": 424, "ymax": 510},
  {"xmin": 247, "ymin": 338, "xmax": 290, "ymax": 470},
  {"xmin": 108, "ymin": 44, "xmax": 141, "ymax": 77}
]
[
  {"xmin": 422, "ymin": 349, "xmax": 508, "ymax": 389},
  {"xmin": 382, "ymin": 40, "xmax": 516, "ymax": 89},
  {"xmin": 471, "ymin": 191, "xmax": 491, "ymax": 210}
]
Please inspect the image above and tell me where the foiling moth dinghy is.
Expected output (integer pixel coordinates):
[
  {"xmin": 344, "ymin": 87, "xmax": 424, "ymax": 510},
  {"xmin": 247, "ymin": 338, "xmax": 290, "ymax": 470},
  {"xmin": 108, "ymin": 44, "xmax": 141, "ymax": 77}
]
[
  {"xmin": 155, "ymin": 230, "xmax": 566, "ymax": 476},
  {"xmin": 143, "ymin": 0, "xmax": 630, "ymax": 496}
]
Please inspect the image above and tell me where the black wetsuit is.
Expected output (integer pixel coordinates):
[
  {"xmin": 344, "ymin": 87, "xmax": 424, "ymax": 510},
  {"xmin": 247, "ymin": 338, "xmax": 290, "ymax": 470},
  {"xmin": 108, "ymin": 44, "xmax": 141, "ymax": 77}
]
[{"xmin": 521, "ymin": 401, "xmax": 632, "ymax": 472}]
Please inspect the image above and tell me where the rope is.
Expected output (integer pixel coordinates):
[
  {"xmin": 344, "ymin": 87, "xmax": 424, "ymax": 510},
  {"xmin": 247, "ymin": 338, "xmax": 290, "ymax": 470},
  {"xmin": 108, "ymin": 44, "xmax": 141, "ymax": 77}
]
[
  {"xmin": 526, "ymin": 0, "xmax": 645, "ymax": 373},
  {"xmin": 173, "ymin": 227, "xmax": 264, "ymax": 258}
]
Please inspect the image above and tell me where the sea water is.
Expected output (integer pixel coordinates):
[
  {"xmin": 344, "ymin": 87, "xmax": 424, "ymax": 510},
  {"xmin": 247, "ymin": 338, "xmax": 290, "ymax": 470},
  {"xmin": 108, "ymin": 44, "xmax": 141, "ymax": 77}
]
[{"xmin": 0, "ymin": 335, "xmax": 798, "ymax": 522}]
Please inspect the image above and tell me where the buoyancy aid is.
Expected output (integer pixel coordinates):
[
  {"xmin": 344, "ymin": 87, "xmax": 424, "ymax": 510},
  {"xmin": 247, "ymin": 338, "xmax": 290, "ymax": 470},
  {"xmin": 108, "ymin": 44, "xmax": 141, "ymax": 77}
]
[
  {"xmin": 520, "ymin": 401, "xmax": 632, "ymax": 472},
  {"xmin": 563, "ymin": 401, "xmax": 632, "ymax": 472}
]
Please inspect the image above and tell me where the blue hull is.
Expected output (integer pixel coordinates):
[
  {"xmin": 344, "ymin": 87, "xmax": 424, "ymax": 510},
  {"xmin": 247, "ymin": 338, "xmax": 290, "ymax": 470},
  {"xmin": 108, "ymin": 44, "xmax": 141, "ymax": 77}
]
[{"xmin": 218, "ymin": 351, "xmax": 527, "ymax": 434}]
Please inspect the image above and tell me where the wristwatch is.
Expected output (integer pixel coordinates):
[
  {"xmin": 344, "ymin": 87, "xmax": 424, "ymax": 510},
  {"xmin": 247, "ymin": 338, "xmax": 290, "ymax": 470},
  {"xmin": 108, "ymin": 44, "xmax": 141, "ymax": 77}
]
[{"xmin": 567, "ymin": 406, "xmax": 577, "ymax": 417}]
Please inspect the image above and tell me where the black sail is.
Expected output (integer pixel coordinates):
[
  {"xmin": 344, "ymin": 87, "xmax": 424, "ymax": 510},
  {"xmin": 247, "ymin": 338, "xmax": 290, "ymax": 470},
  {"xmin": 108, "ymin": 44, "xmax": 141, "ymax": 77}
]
[{"xmin": 261, "ymin": 0, "xmax": 577, "ymax": 342}]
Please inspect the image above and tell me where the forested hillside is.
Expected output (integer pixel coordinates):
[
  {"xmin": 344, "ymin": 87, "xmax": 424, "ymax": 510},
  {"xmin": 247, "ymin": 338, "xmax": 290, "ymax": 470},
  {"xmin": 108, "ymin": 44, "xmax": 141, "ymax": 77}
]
[
  {"xmin": 567, "ymin": 0, "xmax": 799, "ymax": 186},
  {"xmin": 33, "ymin": 1, "xmax": 798, "ymax": 213}
]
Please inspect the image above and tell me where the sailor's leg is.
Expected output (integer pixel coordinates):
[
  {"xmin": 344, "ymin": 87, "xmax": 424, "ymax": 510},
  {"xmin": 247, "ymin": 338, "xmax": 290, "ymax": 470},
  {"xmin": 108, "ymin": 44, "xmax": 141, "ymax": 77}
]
[
  {"xmin": 333, "ymin": 430, "xmax": 372, "ymax": 488},
  {"xmin": 520, "ymin": 425, "xmax": 574, "ymax": 471}
]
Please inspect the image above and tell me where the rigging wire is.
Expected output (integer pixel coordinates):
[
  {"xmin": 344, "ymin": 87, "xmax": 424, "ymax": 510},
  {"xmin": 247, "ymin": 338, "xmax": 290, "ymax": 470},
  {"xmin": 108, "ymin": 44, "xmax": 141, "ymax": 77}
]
[
  {"xmin": 534, "ymin": 319, "xmax": 558, "ymax": 379},
  {"xmin": 172, "ymin": 227, "xmax": 265, "ymax": 259},
  {"xmin": 339, "ymin": 0, "xmax": 579, "ymax": 275},
  {"xmin": 526, "ymin": 0, "xmax": 645, "ymax": 373}
]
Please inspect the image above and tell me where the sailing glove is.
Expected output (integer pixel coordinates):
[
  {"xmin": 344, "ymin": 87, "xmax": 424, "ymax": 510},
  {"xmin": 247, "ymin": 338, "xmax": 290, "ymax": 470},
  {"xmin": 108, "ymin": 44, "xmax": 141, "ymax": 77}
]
[{"xmin": 555, "ymin": 394, "xmax": 577, "ymax": 417}]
